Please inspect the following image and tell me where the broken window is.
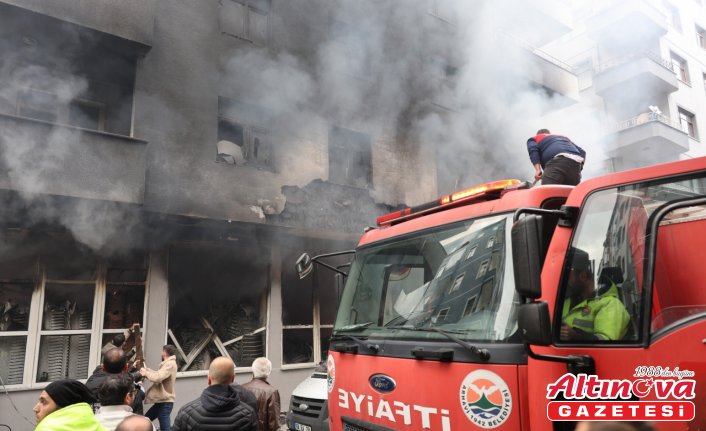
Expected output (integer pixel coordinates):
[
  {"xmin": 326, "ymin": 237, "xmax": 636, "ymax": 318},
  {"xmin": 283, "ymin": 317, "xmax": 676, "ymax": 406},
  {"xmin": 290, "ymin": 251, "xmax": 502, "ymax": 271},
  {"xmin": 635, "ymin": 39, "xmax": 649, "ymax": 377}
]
[
  {"xmin": 282, "ymin": 249, "xmax": 340, "ymax": 366},
  {"xmin": 168, "ymin": 243, "xmax": 268, "ymax": 372},
  {"xmin": 102, "ymin": 254, "xmax": 147, "ymax": 352},
  {"xmin": 217, "ymin": 98, "xmax": 275, "ymax": 171},
  {"xmin": 328, "ymin": 126, "xmax": 372, "ymax": 189},
  {"xmin": 329, "ymin": 18, "xmax": 371, "ymax": 78},
  {"xmin": 0, "ymin": 229, "xmax": 148, "ymax": 386},
  {"xmin": 220, "ymin": 0, "xmax": 270, "ymax": 45},
  {"xmin": 68, "ymin": 99, "xmax": 106, "ymax": 131},
  {"xmin": 0, "ymin": 282, "xmax": 32, "ymax": 385}
]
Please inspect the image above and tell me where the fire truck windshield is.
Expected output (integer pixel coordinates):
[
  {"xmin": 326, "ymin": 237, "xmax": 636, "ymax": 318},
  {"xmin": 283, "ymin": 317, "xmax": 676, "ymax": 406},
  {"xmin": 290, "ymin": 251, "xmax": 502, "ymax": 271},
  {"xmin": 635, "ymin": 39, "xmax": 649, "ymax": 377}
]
[{"xmin": 334, "ymin": 213, "xmax": 519, "ymax": 342}]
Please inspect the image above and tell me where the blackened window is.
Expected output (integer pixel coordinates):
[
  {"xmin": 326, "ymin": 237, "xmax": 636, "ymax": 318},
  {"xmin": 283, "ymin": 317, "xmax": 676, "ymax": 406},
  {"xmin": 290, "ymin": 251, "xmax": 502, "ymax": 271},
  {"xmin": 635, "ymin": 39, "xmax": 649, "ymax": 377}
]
[
  {"xmin": 281, "ymin": 248, "xmax": 343, "ymax": 366},
  {"xmin": 220, "ymin": 0, "xmax": 270, "ymax": 46},
  {"xmin": 68, "ymin": 100, "xmax": 105, "ymax": 131},
  {"xmin": 328, "ymin": 126, "xmax": 372, "ymax": 188},
  {"xmin": 217, "ymin": 98, "xmax": 274, "ymax": 171},
  {"xmin": 168, "ymin": 243, "xmax": 269, "ymax": 372}
]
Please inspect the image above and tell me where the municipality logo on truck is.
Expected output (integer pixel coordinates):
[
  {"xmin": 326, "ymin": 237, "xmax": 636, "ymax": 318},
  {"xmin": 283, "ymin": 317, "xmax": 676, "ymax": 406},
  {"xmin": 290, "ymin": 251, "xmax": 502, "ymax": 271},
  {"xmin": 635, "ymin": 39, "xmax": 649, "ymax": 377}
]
[{"xmin": 459, "ymin": 370, "xmax": 512, "ymax": 428}]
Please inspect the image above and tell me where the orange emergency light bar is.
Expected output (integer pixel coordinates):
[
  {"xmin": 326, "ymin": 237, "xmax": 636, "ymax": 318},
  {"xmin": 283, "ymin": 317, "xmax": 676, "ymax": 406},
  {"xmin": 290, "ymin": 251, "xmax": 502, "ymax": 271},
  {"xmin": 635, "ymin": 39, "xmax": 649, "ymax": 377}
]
[{"xmin": 376, "ymin": 179, "xmax": 522, "ymax": 226}]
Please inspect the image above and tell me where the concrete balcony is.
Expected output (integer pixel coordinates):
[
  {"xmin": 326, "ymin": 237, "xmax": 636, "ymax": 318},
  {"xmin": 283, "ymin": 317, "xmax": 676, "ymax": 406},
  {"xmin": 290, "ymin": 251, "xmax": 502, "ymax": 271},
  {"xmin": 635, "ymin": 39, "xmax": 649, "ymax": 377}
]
[
  {"xmin": 498, "ymin": 34, "xmax": 579, "ymax": 108},
  {"xmin": 587, "ymin": 0, "xmax": 667, "ymax": 50},
  {"xmin": 529, "ymin": 53, "xmax": 579, "ymax": 107},
  {"xmin": 593, "ymin": 53, "xmax": 678, "ymax": 99},
  {"xmin": 606, "ymin": 113, "xmax": 689, "ymax": 164},
  {"xmin": 497, "ymin": 0, "xmax": 573, "ymax": 47},
  {"xmin": 1, "ymin": 0, "xmax": 155, "ymax": 49},
  {"xmin": 0, "ymin": 114, "xmax": 147, "ymax": 204}
]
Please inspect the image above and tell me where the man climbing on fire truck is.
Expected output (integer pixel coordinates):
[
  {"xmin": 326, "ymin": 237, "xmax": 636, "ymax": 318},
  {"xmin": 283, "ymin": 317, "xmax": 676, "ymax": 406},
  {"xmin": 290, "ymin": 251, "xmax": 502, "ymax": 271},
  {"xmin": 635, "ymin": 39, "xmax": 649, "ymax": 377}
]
[
  {"xmin": 560, "ymin": 248, "xmax": 630, "ymax": 341},
  {"xmin": 527, "ymin": 128, "xmax": 586, "ymax": 185}
]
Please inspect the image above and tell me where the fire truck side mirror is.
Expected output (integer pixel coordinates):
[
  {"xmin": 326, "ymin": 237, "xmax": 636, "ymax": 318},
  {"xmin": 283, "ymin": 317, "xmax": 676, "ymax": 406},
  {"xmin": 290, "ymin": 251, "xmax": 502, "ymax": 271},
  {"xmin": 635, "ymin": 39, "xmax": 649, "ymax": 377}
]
[
  {"xmin": 511, "ymin": 214, "xmax": 543, "ymax": 299},
  {"xmin": 296, "ymin": 253, "xmax": 313, "ymax": 279},
  {"xmin": 517, "ymin": 302, "xmax": 552, "ymax": 346}
]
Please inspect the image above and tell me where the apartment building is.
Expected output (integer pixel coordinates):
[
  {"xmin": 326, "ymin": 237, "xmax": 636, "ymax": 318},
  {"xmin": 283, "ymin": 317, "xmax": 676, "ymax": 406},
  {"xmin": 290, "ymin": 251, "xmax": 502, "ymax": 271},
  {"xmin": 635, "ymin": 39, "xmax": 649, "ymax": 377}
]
[
  {"xmin": 0, "ymin": 0, "xmax": 439, "ymax": 425},
  {"xmin": 539, "ymin": 0, "xmax": 706, "ymax": 171}
]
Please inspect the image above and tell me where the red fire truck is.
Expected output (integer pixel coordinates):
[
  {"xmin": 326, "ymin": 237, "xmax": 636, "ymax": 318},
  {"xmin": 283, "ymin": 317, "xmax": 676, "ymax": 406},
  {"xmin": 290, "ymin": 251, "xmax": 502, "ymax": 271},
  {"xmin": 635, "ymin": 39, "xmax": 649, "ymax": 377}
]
[{"xmin": 297, "ymin": 157, "xmax": 706, "ymax": 431}]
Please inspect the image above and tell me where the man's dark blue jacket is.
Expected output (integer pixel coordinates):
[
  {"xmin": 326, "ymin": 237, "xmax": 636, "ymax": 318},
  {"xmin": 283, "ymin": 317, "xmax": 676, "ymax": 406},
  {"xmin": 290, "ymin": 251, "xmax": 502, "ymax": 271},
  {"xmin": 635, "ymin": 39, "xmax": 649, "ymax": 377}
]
[{"xmin": 527, "ymin": 133, "xmax": 585, "ymax": 168}]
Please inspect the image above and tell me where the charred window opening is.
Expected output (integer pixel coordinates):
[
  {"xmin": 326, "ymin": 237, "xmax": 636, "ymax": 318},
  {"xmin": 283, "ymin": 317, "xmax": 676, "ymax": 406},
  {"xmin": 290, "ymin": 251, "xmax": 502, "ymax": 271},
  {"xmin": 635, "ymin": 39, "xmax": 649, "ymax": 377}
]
[
  {"xmin": 0, "ymin": 3, "xmax": 138, "ymax": 135},
  {"xmin": 68, "ymin": 99, "xmax": 106, "ymax": 131},
  {"xmin": 217, "ymin": 97, "xmax": 275, "ymax": 171},
  {"xmin": 281, "ymin": 249, "xmax": 340, "ymax": 365},
  {"xmin": 219, "ymin": 0, "xmax": 271, "ymax": 46},
  {"xmin": 168, "ymin": 243, "xmax": 268, "ymax": 372},
  {"xmin": 329, "ymin": 18, "xmax": 371, "ymax": 78},
  {"xmin": 0, "ymin": 229, "xmax": 147, "ymax": 386},
  {"xmin": 328, "ymin": 126, "xmax": 372, "ymax": 189}
]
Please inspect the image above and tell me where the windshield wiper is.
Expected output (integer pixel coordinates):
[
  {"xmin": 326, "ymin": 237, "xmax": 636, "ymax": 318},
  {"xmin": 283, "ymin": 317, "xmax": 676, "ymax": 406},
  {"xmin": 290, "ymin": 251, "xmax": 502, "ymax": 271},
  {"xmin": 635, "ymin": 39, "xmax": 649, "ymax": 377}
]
[
  {"xmin": 336, "ymin": 321, "xmax": 374, "ymax": 332},
  {"xmin": 330, "ymin": 333, "xmax": 380, "ymax": 354},
  {"xmin": 386, "ymin": 325, "xmax": 490, "ymax": 361}
]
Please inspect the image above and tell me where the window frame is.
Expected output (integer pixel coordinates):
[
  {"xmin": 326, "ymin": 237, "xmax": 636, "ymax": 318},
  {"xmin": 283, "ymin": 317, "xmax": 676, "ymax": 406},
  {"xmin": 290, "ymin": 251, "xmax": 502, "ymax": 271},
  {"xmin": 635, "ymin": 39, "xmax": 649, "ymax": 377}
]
[
  {"xmin": 281, "ymin": 261, "xmax": 333, "ymax": 370},
  {"xmin": 68, "ymin": 98, "xmax": 107, "ymax": 132},
  {"xmin": 216, "ymin": 99, "xmax": 275, "ymax": 172},
  {"xmin": 670, "ymin": 51, "xmax": 690, "ymax": 84},
  {"xmin": 678, "ymin": 106, "xmax": 698, "ymax": 139},
  {"xmin": 220, "ymin": 0, "xmax": 270, "ymax": 46},
  {"xmin": 166, "ymin": 244, "xmax": 270, "ymax": 377},
  {"xmin": 1, "ymin": 258, "xmax": 149, "ymax": 390}
]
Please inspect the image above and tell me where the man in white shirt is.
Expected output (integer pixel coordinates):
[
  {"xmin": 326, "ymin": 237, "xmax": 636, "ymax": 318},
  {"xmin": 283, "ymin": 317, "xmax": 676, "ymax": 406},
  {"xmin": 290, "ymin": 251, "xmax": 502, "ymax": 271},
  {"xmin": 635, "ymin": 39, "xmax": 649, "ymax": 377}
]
[{"xmin": 95, "ymin": 373, "xmax": 136, "ymax": 431}]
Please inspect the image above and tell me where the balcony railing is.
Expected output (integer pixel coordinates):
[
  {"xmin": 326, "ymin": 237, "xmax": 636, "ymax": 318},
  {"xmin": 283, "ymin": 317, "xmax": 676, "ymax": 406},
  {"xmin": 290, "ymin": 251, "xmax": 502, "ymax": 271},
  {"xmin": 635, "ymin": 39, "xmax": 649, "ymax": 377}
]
[
  {"xmin": 611, "ymin": 112, "xmax": 683, "ymax": 133},
  {"xmin": 496, "ymin": 29, "xmax": 575, "ymax": 73},
  {"xmin": 595, "ymin": 51, "xmax": 673, "ymax": 75}
]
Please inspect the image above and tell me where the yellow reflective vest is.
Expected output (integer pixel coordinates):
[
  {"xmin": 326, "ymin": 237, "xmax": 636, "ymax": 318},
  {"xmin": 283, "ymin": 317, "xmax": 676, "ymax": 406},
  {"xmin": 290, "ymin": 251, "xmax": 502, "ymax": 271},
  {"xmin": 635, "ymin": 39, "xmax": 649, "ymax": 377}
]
[{"xmin": 562, "ymin": 283, "xmax": 630, "ymax": 341}]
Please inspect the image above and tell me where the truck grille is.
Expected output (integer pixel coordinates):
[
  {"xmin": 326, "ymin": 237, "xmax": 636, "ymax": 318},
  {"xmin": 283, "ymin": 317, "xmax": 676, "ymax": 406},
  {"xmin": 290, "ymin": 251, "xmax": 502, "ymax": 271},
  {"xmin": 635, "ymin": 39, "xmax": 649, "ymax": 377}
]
[
  {"xmin": 343, "ymin": 423, "xmax": 370, "ymax": 431},
  {"xmin": 341, "ymin": 417, "xmax": 396, "ymax": 431},
  {"xmin": 290, "ymin": 395, "xmax": 326, "ymax": 419}
]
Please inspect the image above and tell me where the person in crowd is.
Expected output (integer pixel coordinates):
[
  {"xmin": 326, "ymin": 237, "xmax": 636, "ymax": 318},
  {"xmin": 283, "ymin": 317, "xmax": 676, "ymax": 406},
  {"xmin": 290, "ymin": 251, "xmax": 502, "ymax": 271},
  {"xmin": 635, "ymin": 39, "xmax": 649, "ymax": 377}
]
[
  {"xmin": 526, "ymin": 128, "xmax": 586, "ymax": 186},
  {"xmin": 101, "ymin": 323, "xmax": 140, "ymax": 357},
  {"xmin": 172, "ymin": 356, "xmax": 257, "ymax": 431},
  {"xmin": 243, "ymin": 357, "xmax": 281, "ymax": 431},
  {"xmin": 95, "ymin": 373, "xmax": 136, "ymax": 431},
  {"xmin": 33, "ymin": 379, "xmax": 105, "ymax": 431},
  {"xmin": 561, "ymin": 248, "xmax": 630, "ymax": 341},
  {"xmin": 87, "ymin": 348, "xmax": 145, "ymax": 414},
  {"xmin": 140, "ymin": 344, "xmax": 178, "ymax": 431},
  {"xmin": 115, "ymin": 415, "xmax": 156, "ymax": 431}
]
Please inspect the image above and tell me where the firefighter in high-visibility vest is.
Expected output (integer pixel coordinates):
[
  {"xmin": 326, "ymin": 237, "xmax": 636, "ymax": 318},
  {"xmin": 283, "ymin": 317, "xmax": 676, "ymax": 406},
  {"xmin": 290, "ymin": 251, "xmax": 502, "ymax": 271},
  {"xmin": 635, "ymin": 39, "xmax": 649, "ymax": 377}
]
[{"xmin": 560, "ymin": 248, "xmax": 630, "ymax": 341}]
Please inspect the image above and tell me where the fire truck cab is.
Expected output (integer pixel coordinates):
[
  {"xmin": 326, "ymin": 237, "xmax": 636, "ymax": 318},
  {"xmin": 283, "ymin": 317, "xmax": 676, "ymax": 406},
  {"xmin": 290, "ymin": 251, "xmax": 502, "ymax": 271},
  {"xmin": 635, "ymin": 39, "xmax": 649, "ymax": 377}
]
[
  {"xmin": 300, "ymin": 157, "xmax": 706, "ymax": 431},
  {"xmin": 513, "ymin": 157, "xmax": 706, "ymax": 429}
]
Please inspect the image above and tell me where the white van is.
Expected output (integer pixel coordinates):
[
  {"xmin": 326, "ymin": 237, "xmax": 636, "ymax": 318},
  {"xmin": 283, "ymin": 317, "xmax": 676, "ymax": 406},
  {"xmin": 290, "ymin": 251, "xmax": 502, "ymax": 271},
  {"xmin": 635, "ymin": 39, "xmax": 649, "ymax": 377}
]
[{"xmin": 286, "ymin": 362, "xmax": 329, "ymax": 431}]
